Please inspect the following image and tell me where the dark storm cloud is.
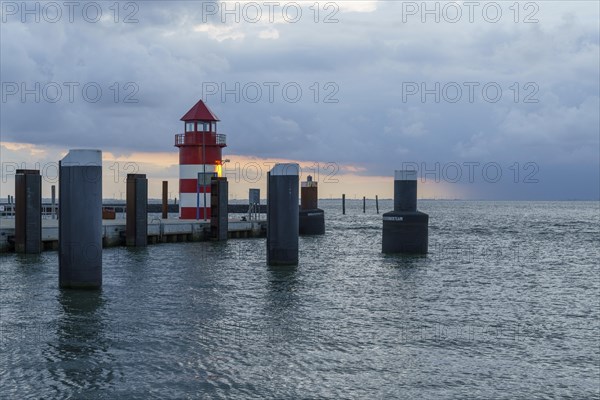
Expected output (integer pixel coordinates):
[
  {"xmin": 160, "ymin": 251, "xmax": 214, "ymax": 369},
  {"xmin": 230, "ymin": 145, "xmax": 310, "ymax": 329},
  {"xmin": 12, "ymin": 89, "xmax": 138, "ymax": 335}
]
[{"xmin": 1, "ymin": 1, "xmax": 598, "ymax": 198}]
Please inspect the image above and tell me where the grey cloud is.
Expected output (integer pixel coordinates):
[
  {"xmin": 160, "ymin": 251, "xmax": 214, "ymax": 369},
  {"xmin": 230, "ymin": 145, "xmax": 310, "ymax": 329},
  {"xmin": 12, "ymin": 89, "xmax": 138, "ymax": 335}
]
[{"xmin": 1, "ymin": 1, "xmax": 598, "ymax": 199}]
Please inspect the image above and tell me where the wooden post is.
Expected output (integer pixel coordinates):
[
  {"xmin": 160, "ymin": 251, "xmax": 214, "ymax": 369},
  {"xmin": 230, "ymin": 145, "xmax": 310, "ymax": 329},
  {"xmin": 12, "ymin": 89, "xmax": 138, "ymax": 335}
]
[
  {"xmin": 376, "ymin": 195, "xmax": 379, "ymax": 214},
  {"xmin": 363, "ymin": 196, "xmax": 366, "ymax": 213},
  {"xmin": 51, "ymin": 185, "xmax": 56, "ymax": 219},
  {"xmin": 342, "ymin": 194, "xmax": 346, "ymax": 215},
  {"xmin": 162, "ymin": 181, "xmax": 168, "ymax": 219},
  {"xmin": 15, "ymin": 169, "xmax": 42, "ymax": 254},
  {"xmin": 126, "ymin": 174, "xmax": 148, "ymax": 247}
]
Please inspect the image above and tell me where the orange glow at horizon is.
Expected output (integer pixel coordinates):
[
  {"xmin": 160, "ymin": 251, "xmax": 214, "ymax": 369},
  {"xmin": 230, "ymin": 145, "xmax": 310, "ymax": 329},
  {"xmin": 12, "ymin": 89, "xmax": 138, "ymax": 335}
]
[{"xmin": 0, "ymin": 142, "xmax": 465, "ymax": 200}]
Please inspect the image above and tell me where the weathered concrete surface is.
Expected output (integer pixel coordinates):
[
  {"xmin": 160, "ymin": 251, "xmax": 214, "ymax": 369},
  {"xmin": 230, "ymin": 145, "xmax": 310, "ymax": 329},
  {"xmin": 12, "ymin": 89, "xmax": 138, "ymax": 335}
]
[{"xmin": 0, "ymin": 218, "xmax": 266, "ymax": 253}]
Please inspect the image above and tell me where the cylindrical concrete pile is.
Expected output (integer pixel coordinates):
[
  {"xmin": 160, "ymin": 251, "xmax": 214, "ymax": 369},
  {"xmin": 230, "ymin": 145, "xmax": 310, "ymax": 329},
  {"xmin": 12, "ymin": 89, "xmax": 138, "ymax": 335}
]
[
  {"xmin": 299, "ymin": 175, "xmax": 325, "ymax": 235},
  {"xmin": 382, "ymin": 170, "xmax": 428, "ymax": 254},
  {"xmin": 59, "ymin": 149, "xmax": 103, "ymax": 289},
  {"xmin": 267, "ymin": 163, "xmax": 299, "ymax": 265}
]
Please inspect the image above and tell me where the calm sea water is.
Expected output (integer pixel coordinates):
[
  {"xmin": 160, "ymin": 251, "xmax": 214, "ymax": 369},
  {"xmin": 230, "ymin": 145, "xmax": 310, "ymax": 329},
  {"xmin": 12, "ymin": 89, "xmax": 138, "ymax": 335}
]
[{"xmin": 1, "ymin": 201, "xmax": 599, "ymax": 399}]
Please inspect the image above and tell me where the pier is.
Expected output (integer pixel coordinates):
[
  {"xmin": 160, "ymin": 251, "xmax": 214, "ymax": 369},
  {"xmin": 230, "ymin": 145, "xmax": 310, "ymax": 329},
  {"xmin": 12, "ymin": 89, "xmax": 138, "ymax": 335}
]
[
  {"xmin": 0, "ymin": 217, "xmax": 266, "ymax": 253},
  {"xmin": 0, "ymin": 203, "xmax": 267, "ymax": 218}
]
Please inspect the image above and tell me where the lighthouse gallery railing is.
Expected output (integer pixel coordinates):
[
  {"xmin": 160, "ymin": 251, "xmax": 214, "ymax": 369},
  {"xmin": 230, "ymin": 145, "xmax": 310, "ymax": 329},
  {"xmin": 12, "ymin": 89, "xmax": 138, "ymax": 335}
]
[{"xmin": 175, "ymin": 133, "xmax": 226, "ymax": 146}]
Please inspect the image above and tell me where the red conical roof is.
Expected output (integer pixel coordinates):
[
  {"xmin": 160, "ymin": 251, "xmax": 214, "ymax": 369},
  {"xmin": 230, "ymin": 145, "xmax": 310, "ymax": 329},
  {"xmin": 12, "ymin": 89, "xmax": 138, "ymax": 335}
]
[{"xmin": 180, "ymin": 99, "xmax": 220, "ymax": 122}]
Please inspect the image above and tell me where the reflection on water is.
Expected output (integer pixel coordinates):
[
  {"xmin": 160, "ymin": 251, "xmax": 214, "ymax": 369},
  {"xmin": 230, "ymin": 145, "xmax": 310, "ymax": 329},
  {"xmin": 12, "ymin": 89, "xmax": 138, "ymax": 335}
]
[
  {"xmin": 267, "ymin": 264, "xmax": 298, "ymax": 293},
  {"xmin": 265, "ymin": 262, "xmax": 300, "ymax": 319},
  {"xmin": 13, "ymin": 253, "xmax": 45, "ymax": 270},
  {"xmin": 42, "ymin": 290, "xmax": 119, "ymax": 398}
]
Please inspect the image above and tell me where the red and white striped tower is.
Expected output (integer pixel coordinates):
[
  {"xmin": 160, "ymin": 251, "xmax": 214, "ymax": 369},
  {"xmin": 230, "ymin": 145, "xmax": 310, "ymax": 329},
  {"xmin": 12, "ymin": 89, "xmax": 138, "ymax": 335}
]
[{"xmin": 175, "ymin": 100, "xmax": 226, "ymax": 219}]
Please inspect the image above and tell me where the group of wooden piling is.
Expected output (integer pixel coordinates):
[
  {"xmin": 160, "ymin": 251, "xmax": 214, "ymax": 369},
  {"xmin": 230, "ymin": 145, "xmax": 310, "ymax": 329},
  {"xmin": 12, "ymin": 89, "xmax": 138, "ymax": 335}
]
[
  {"xmin": 12, "ymin": 150, "xmax": 231, "ymax": 289},
  {"xmin": 341, "ymin": 195, "xmax": 380, "ymax": 215},
  {"xmin": 11, "ymin": 149, "xmax": 428, "ymax": 289}
]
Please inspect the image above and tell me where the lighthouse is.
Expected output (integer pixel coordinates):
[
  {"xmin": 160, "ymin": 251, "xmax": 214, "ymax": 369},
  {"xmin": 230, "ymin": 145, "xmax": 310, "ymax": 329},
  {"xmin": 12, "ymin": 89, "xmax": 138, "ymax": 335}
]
[{"xmin": 175, "ymin": 100, "xmax": 226, "ymax": 220}]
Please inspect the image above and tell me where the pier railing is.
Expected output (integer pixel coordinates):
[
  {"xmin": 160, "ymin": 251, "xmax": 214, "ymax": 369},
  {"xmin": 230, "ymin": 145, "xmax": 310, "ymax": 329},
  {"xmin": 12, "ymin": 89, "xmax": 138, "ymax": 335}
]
[{"xmin": 0, "ymin": 204, "xmax": 58, "ymax": 219}]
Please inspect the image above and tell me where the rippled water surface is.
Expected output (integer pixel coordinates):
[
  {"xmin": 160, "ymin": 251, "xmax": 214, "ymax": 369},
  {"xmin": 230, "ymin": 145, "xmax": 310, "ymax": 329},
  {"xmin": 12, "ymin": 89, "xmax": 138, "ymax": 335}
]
[{"xmin": 1, "ymin": 201, "xmax": 599, "ymax": 399}]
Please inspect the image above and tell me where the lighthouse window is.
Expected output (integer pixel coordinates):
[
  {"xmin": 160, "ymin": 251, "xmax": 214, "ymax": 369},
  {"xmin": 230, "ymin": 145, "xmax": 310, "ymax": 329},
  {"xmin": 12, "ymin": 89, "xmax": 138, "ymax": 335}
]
[
  {"xmin": 185, "ymin": 122, "xmax": 194, "ymax": 132},
  {"xmin": 197, "ymin": 122, "xmax": 206, "ymax": 132}
]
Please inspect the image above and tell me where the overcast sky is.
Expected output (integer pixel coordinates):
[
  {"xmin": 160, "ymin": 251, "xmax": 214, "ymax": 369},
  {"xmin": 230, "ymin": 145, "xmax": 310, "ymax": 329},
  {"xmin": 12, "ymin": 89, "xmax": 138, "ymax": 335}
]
[{"xmin": 1, "ymin": 1, "xmax": 598, "ymax": 200}]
